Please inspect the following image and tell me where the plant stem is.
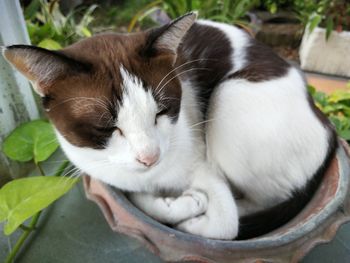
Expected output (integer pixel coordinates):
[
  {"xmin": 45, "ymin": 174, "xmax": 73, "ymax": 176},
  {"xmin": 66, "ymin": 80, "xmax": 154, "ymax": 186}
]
[
  {"xmin": 4, "ymin": 211, "xmax": 42, "ymax": 263},
  {"xmin": 5, "ymin": 160, "xmax": 72, "ymax": 262},
  {"xmin": 4, "ymin": 162, "xmax": 46, "ymax": 262},
  {"xmin": 19, "ymin": 224, "xmax": 35, "ymax": 232},
  {"xmin": 37, "ymin": 163, "xmax": 45, "ymax": 176},
  {"xmin": 53, "ymin": 160, "xmax": 70, "ymax": 177}
]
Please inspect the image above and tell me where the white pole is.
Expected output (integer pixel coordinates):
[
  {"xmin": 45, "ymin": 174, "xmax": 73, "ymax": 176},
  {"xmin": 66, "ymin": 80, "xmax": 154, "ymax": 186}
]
[{"xmin": 0, "ymin": 0, "xmax": 39, "ymax": 182}]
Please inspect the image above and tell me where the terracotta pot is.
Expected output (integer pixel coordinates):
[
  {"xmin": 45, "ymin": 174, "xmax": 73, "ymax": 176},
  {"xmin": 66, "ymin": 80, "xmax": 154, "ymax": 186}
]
[{"xmin": 83, "ymin": 140, "xmax": 350, "ymax": 263}]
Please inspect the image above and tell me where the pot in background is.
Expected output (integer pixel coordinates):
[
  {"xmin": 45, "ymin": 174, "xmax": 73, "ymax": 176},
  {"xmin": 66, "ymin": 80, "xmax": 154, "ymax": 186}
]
[{"xmin": 300, "ymin": 27, "xmax": 350, "ymax": 78}]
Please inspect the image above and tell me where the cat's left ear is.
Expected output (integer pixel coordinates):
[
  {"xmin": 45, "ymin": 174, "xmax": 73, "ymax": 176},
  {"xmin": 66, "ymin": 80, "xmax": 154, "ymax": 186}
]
[
  {"xmin": 2, "ymin": 45, "xmax": 90, "ymax": 96},
  {"xmin": 144, "ymin": 12, "xmax": 197, "ymax": 59}
]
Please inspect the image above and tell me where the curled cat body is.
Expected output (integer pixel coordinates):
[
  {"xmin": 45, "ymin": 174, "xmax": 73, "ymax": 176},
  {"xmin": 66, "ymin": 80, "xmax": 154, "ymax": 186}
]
[{"xmin": 3, "ymin": 12, "xmax": 337, "ymax": 240}]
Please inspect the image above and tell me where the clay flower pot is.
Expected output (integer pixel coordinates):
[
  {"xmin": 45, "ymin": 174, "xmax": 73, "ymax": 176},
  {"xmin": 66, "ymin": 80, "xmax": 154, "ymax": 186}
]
[{"xmin": 83, "ymin": 140, "xmax": 350, "ymax": 263}]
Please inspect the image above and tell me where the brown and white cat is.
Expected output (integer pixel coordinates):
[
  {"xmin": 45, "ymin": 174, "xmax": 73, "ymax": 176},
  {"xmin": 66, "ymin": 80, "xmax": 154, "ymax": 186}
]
[{"xmin": 3, "ymin": 12, "xmax": 337, "ymax": 240}]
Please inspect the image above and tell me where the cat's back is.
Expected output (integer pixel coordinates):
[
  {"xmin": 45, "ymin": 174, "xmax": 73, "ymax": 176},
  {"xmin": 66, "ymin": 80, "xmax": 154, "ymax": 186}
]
[
  {"xmin": 181, "ymin": 19, "xmax": 291, "ymax": 79},
  {"xmin": 184, "ymin": 20, "xmax": 336, "ymax": 215},
  {"xmin": 178, "ymin": 19, "xmax": 295, "ymax": 116}
]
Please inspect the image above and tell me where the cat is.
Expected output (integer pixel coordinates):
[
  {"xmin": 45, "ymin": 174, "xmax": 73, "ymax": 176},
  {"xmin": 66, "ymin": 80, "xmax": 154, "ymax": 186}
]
[{"xmin": 3, "ymin": 12, "xmax": 337, "ymax": 240}]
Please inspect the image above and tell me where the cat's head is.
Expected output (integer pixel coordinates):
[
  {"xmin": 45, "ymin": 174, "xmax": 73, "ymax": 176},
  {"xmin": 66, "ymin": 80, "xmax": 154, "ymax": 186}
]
[{"xmin": 3, "ymin": 13, "xmax": 197, "ymax": 189}]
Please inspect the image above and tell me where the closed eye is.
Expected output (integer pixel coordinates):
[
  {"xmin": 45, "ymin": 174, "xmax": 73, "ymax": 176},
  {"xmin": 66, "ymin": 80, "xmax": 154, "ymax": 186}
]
[
  {"xmin": 93, "ymin": 126, "xmax": 117, "ymax": 134},
  {"xmin": 156, "ymin": 108, "xmax": 168, "ymax": 118},
  {"xmin": 155, "ymin": 108, "xmax": 169, "ymax": 124},
  {"xmin": 94, "ymin": 126, "xmax": 124, "ymax": 136}
]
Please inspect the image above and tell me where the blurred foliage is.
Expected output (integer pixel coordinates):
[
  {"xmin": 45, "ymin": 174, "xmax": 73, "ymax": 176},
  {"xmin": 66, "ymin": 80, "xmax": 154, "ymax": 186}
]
[
  {"xmin": 299, "ymin": 0, "xmax": 350, "ymax": 39},
  {"xmin": 309, "ymin": 84, "xmax": 350, "ymax": 142},
  {"xmin": 259, "ymin": 0, "xmax": 350, "ymax": 39},
  {"xmin": 91, "ymin": 0, "xmax": 157, "ymax": 32},
  {"xmin": 22, "ymin": 0, "xmax": 350, "ymax": 42},
  {"xmin": 127, "ymin": 0, "xmax": 350, "ymax": 37},
  {"xmin": 128, "ymin": 0, "xmax": 260, "ymax": 32},
  {"xmin": 259, "ymin": 0, "xmax": 292, "ymax": 14},
  {"xmin": 24, "ymin": 0, "xmax": 97, "ymax": 49}
]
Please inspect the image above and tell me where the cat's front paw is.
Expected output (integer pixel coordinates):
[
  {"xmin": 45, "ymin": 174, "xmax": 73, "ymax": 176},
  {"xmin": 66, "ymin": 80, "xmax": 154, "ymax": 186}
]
[
  {"xmin": 177, "ymin": 215, "xmax": 238, "ymax": 240},
  {"xmin": 182, "ymin": 189, "xmax": 208, "ymax": 214},
  {"xmin": 158, "ymin": 189, "xmax": 208, "ymax": 224}
]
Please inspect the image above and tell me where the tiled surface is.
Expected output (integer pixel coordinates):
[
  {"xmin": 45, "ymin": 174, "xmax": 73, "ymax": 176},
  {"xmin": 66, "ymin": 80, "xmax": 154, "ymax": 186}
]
[
  {"xmin": 306, "ymin": 72, "xmax": 349, "ymax": 94},
  {"xmin": 1, "ymin": 181, "xmax": 349, "ymax": 263}
]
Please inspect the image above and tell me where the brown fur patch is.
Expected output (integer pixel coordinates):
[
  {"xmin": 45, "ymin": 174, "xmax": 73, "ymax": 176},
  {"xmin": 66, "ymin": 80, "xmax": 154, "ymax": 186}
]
[
  {"xmin": 41, "ymin": 32, "xmax": 181, "ymax": 148},
  {"xmin": 177, "ymin": 23, "xmax": 233, "ymax": 116},
  {"xmin": 226, "ymin": 40, "xmax": 290, "ymax": 82}
]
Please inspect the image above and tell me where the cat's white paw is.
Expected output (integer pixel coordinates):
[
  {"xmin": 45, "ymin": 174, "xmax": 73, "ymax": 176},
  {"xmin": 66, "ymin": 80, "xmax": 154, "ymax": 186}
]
[
  {"xmin": 155, "ymin": 190, "xmax": 208, "ymax": 224},
  {"xmin": 182, "ymin": 189, "xmax": 208, "ymax": 214},
  {"xmin": 177, "ymin": 215, "xmax": 237, "ymax": 240},
  {"xmin": 164, "ymin": 197, "xmax": 175, "ymax": 207}
]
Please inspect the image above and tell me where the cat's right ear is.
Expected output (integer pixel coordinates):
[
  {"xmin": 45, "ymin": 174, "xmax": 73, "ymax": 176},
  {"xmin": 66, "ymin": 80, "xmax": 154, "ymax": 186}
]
[
  {"xmin": 143, "ymin": 12, "xmax": 197, "ymax": 59},
  {"xmin": 2, "ymin": 45, "xmax": 90, "ymax": 96}
]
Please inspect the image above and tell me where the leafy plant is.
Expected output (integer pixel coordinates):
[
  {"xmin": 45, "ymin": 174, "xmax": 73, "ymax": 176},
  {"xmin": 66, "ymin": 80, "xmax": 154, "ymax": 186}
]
[
  {"xmin": 309, "ymin": 84, "xmax": 350, "ymax": 141},
  {"xmin": 259, "ymin": 0, "xmax": 291, "ymax": 14},
  {"xmin": 91, "ymin": 0, "xmax": 153, "ymax": 32},
  {"xmin": 3, "ymin": 120, "xmax": 59, "ymax": 164},
  {"xmin": 24, "ymin": 0, "xmax": 97, "ymax": 49},
  {"xmin": 0, "ymin": 120, "xmax": 78, "ymax": 263},
  {"xmin": 256, "ymin": 0, "xmax": 350, "ymax": 39},
  {"xmin": 128, "ymin": 0, "xmax": 260, "ymax": 32},
  {"xmin": 295, "ymin": 0, "xmax": 350, "ymax": 40}
]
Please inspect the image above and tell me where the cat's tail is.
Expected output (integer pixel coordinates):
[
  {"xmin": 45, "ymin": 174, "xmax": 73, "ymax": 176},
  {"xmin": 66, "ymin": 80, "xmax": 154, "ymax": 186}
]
[{"xmin": 236, "ymin": 131, "xmax": 338, "ymax": 240}]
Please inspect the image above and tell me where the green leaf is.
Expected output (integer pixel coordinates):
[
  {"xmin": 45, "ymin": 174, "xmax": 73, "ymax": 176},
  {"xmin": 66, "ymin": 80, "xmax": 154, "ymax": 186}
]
[
  {"xmin": 80, "ymin": 27, "xmax": 92, "ymax": 37},
  {"xmin": 328, "ymin": 90, "xmax": 350, "ymax": 103},
  {"xmin": 24, "ymin": 0, "xmax": 41, "ymax": 20},
  {"xmin": 329, "ymin": 116, "xmax": 342, "ymax": 130},
  {"xmin": 38, "ymin": 38, "xmax": 62, "ymax": 50},
  {"xmin": 269, "ymin": 3, "xmax": 277, "ymax": 14},
  {"xmin": 0, "ymin": 176, "xmax": 79, "ymax": 235},
  {"xmin": 325, "ymin": 17, "xmax": 334, "ymax": 40},
  {"xmin": 2, "ymin": 120, "xmax": 59, "ymax": 164},
  {"xmin": 308, "ymin": 14, "xmax": 321, "ymax": 33},
  {"xmin": 339, "ymin": 129, "xmax": 350, "ymax": 140},
  {"xmin": 307, "ymin": 85, "xmax": 316, "ymax": 95},
  {"xmin": 313, "ymin": 91, "xmax": 328, "ymax": 107}
]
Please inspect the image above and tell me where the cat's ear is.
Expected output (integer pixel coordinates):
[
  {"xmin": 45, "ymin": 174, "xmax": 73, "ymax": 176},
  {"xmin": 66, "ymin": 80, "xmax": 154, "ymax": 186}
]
[
  {"xmin": 2, "ymin": 45, "xmax": 90, "ymax": 96},
  {"xmin": 144, "ymin": 12, "xmax": 197, "ymax": 57}
]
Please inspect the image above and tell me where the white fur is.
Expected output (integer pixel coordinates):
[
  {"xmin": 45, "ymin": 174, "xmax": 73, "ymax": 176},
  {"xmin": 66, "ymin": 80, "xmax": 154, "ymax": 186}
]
[
  {"xmin": 207, "ymin": 67, "xmax": 329, "ymax": 214},
  {"xmin": 197, "ymin": 20, "xmax": 249, "ymax": 72}
]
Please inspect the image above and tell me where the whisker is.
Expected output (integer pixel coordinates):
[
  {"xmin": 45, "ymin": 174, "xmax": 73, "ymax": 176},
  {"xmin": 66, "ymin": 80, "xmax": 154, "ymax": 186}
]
[
  {"xmin": 58, "ymin": 159, "xmax": 112, "ymax": 185},
  {"xmin": 155, "ymin": 58, "xmax": 217, "ymax": 93},
  {"xmin": 157, "ymin": 68, "xmax": 211, "ymax": 95},
  {"xmin": 189, "ymin": 118, "xmax": 216, "ymax": 128}
]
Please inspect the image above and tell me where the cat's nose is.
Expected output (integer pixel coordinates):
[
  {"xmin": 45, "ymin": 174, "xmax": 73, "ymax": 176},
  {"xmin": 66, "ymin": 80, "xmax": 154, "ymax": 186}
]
[{"xmin": 136, "ymin": 148, "xmax": 160, "ymax": 167}]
